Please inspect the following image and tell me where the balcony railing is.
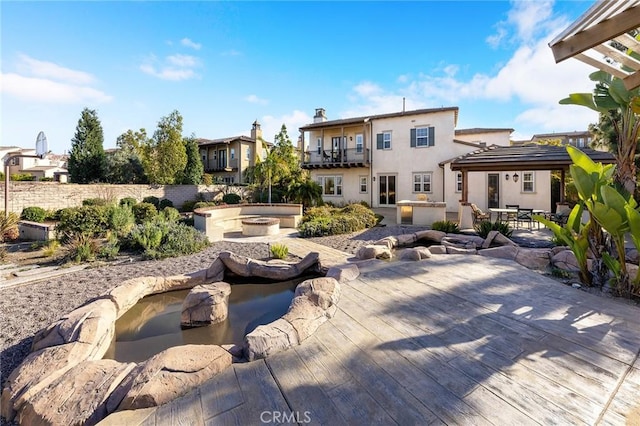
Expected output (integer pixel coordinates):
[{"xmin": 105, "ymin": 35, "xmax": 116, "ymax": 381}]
[
  {"xmin": 205, "ymin": 158, "xmax": 238, "ymax": 172},
  {"xmin": 302, "ymin": 148, "xmax": 370, "ymax": 169}
]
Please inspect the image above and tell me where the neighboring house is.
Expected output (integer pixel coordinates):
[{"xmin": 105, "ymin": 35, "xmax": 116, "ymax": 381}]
[
  {"xmin": 299, "ymin": 108, "xmax": 552, "ymax": 213},
  {"xmin": 0, "ymin": 146, "xmax": 68, "ymax": 182},
  {"xmin": 196, "ymin": 121, "xmax": 269, "ymax": 184},
  {"xmin": 513, "ymin": 130, "xmax": 593, "ymax": 149}
]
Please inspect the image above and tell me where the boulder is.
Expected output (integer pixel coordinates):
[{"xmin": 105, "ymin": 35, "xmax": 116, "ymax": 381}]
[
  {"xmin": 18, "ymin": 359, "xmax": 135, "ymax": 426},
  {"xmin": 325, "ymin": 264, "xmax": 359, "ymax": 284},
  {"xmin": 626, "ymin": 249, "xmax": 639, "ymax": 265},
  {"xmin": 282, "ymin": 296, "xmax": 331, "ymax": 341},
  {"xmin": 356, "ymin": 245, "xmax": 392, "ymax": 260},
  {"xmin": 428, "ymin": 245, "xmax": 447, "ymax": 254},
  {"xmin": 150, "ymin": 274, "xmax": 206, "ymax": 295},
  {"xmin": 515, "ymin": 248, "xmax": 552, "ymax": 270},
  {"xmin": 399, "ymin": 247, "xmax": 432, "ymax": 261},
  {"xmin": 244, "ymin": 318, "xmax": 300, "ymax": 361},
  {"xmin": 396, "ymin": 233, "xmax": 418, "ymax": 247},
  {"xmin": 551, "ymin": 250, "xmax": 580, "ymax": 272},
  {"xmin": 445, "ymin": 234, "xmax": 485, "ymax": 247},
  {"xmin": 446, "ymin": 247, "xmax": 477, "ymax": 255},
  {"xmin": 414, "ymin": 229, "xmax": 445, "ymax": 243},
  {"xmin": 103, "ymin": 277, "xmax": 157, "ymax": 317},
  {"xmin": 181, "ymin": 282, "xmax": 232, "ymax": 327},
  {"xmin": 373, "ymin": 237, "xmax": 397, "ymax": 250},
  {"xmin": 294, "ymin": 277, "xmax": 341, "ymax": 310},
  {"xmin": 206, "ymin": 256, "xmax": 226, "ymax": 281},
  {"xmin": 482, "ymin": 230, "xmax": 499, "ymax": 249},
  {"xmin": 493, "ymin": 233, "xmax": 518, "ymax": 247},
  {"xmin": 219, "ymin": 251, "xmax": 320, "ymax": 280},
  {"xmin": 478, "ymin": 245, "xmax": 518, "ymax": 260},
  {"xmin": 113, "ymin": 345, "xmax": 231, "ymax": 411},
  {"xmin": 628, "ymin": 263, "xmax": 639, "ymax": 282}
]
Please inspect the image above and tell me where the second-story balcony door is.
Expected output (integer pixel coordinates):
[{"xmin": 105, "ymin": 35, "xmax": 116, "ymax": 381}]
[
  {"xmin": 379, "ymin": 175, "xmax": 396, "ymax": 206},
  {"xmin": 218, "ymin": 150, "xmax": 227, "ymax": 169}
]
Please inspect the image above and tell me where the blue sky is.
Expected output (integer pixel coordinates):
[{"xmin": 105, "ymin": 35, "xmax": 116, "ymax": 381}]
[{"xmin": 2, "ymin": 1, "xmax": 600, "ymax": 154}]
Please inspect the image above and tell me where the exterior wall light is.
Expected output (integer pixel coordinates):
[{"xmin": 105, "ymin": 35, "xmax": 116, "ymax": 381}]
[
  {"xmin": 513, "ymin": 173, "xmax": 519, "ymax": 182},
  {"xmin": 505, "ymin": 173, "xmax": 510, "ymax": 181}
]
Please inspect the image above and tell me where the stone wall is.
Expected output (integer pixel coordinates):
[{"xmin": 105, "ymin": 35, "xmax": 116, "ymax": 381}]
[{"xmin": 0, "ymin": 182, "xmax": 249, "ymax": 214}]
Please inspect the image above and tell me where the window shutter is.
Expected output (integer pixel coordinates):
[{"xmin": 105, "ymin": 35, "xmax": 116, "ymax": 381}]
[
  {"xmin": 376, "ymin": 133, "xmax": 383, "ymax": 150},
  {"xmin": 410, "ymin": 129, "xmax": 416, "ymax": 147},
  {"xmin": 429, "ymin": 127, "xmax": 435, "ymax": 146}
]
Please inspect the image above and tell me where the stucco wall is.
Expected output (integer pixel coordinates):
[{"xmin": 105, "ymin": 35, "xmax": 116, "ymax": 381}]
[
  {"xmin": 312, "ymin": 169, "xmax": 370, "ymax": 206},
  {"xmin": 0, "ymin": 182, "xmax": 244, "ymax": 214}
]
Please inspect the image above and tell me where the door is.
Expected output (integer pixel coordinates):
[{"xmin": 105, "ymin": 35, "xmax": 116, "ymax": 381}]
[
  {"xmin": 488, "ymin": 173, "xmax": 499, "ymax": 208},
  {"xmin": 379, "ymin": 175, "xmax": 396, "ymax": 206},
  {"xmin": 218, "ymin": 150, "xmax": 227, "ymax": 169}
]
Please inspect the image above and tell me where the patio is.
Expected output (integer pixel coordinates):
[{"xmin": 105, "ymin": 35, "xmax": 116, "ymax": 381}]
[{"xmin": 103, "ymin": 238, "xmax": 640, "ymax": 425}]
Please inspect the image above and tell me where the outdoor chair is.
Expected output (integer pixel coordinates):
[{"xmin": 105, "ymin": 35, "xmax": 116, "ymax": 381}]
[
  {"xmin": 470, "ymin": 203, "xmax": 491, "ymax": 225},
  {"xmin": 516, "ymin": 208, "xmax": 536, "ymax": 230},
  {"xmin": 505, "ymin": 204, "xmax": 519, "ymax": 226}
]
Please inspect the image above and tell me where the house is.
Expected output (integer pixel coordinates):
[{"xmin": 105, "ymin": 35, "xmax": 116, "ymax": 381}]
[
  {"xmin": 0, "ymin": 146, "xmax": 68, "ymax": 182},
  {"xmin": 196, "ymin": 121, "xmax": 269, "ymax": 184},
  {"xmin": 512, "ymin": 130, "xmax": 594, "ymax": 148},
  {"xmin": 299, "ymin": 108, "xmax": 552, "ymax": 213}
]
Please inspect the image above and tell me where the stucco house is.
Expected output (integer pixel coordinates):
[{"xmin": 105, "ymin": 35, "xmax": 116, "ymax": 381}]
[
  {"xmin": 299, "ymin": 107, "xmax": 552, "ymax": 214},
  {"xmin": 197, "ymin": 121, "xmax": 269, "ymax": 184},
  {"xmin": 0, "ymin": 146, "xmax": 68, "ymax": 182}
]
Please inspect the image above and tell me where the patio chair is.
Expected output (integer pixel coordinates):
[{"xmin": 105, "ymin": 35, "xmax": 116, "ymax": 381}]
[
  {"xmin": 470, "ymin": 203, "xmax": 491, "ymax": 225},
  {"xmin": 516, "ymin": 208, "xmax": 535, "ymax": 230},
  {"xmin": 505, "ymin": 204, "xmax": 519, "ymax": 226}
]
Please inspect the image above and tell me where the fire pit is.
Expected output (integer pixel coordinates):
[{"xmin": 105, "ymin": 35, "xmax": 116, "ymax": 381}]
[{"xmin": 242, "ymin": 217, "xmax": 280, "ymax": 236}]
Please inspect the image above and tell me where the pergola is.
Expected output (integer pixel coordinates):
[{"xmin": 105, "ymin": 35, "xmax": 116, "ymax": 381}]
[
  {"xmin": 549, "ymin": 0, "xmax": 640, "ymax": 90},
  {"xmin": 449, "ymin": 145, "xmax": 616, "ymax": 204}
]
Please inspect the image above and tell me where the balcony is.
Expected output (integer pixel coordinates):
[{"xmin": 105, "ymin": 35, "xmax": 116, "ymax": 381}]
[
  {"xmin": 302, "ymin": 148, "xmax": 370, "ymax": 169},
  {"xmin": 204, "ymin": 158, "xmax": 238, "ymax": 172}
]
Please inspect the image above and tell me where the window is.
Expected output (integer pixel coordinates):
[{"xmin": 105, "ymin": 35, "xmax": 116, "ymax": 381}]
[
  {"xmin": 578, "ymin": 137, "xmax": 585, "ymax": 147},
  {"xmin": 359, "ymin": 176, "xmax": 368, "ymax": 193},
  {"xmin": 411, "ymin": 127, "xmax": 435, "ymax": 147},
  {"xmin": 318, "ymin": 176, "xmax": 342, "ymax": 196},
  {"xmin": 376, "ymin": 132, "xmax": 392, "ymax": 150},
  {"xmin": 413, "ymin": 172, "xmax": 432, "ymax": 193},
  {"xmin": 522, "ymin": 172, "xmax": 534, "ymax": 192},
  {"xmin": 246, "ymin": 147, "xmax": 251, "ymax": 160},
  {"xmin": 202, "ymin": 155, "xmax": 206, "ymax": 162},
  {"xmin": 230, "ymin": 148, "xmax": 235, "ymax": 159},
  {"xmin": 355, "ymin": 134, "xmax": 363, "ymax": 153},
  {"xmin": 223, "ymin": 176, "xmax": 235, "ymax": 184},
  {"xmin": 455, "ymin": 172, "xmax": 463, "ymax": 192},
  {"xmin": 317, "ymin": 138, "xmax": 322, "ymax": 154}
]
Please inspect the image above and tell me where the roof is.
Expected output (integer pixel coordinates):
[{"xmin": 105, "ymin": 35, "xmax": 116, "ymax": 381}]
[
  {"xmin": 299, "ymin": 107, "xmax": 459, "ymax": 131},
  {"xmin": 454, "ymin": 128, "xmax": 514, "ymax": 135},
  {"xmin": 448, "ymin": 145, "xmax": 616, "ymax": 171},
  {"xmin": 531, "ymin": 131, "xmax": 591, "ymax": 139},
  {"xmin": 549, "ymin": 0, "xmax": 640, "ymax": 90},
  {"xmin": 197, "ymin": 135, "xmax": 253, "ymax": 146}
]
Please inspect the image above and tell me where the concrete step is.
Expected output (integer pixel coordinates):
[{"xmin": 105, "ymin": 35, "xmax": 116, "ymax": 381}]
[
  {"xmin": 12, "ymin": 266, "xmax": 59, "ymax": 277},
  {"xmin": 0, "ymin": 265, "xmax": 88, "ymax": 289}
]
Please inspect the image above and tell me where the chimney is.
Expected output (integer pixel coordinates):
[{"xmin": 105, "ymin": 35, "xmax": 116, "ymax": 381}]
[
  {"xmin": 251, "ymin": 120, "xmax": 262, "ymax": 141},
  {"xmin": 313, "ymin": 108, "xmax": 327, "ymax": 123}
]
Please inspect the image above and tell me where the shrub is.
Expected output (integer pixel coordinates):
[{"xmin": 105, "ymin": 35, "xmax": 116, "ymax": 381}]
[
  {"xmin": 55, "ymin": 206, "xmax": 110, "ymax": 243},
  {"xmin": 119, "ymin": 197, "xmax": 138, "ymax": 208},
  {"xmin": 202, "ymin": 173, "xmax": 213, "ymax": 185},
  {"xmin": 222, "ymin": 193, "xmax": 241, "ymax": 204},
  {"xmin": 46, "ymin": 209, "xmax": 63, "ymax": 221},
  {"xmin": 474, "ymin": 220, "xmax": 513, "ymax": 239},
  {"xmin": 21, "ymin": 206, "xmax": 47, "ymax": 223},
  {"xmin": 270, "ymin": 243, "xmax": 289, "ymax": 259},
  {"xmin": 0, "ymin": 212, "xmax": 19, "ymax": 242},
  {"xmin": 99, "ymin": 232, "xmax": 120, "ymax": 260},
  {"xmin": 193, "ymin": 201, "xmax": 218, "ymax": 210},
  {"xmin": 82, "ymin": 198, "xmax": 110, "ymax": 206},
  {"xmin": 298, "ymin": 203, "xmax": 377, "ymax": 237},
  {"xmin": 39, "ymin": 177, "xmax": 54, "ymax": 182},
  {"xmin": 142, "ymin": 196, "xmax": 160, "ymax": 208},
  {"xmin": 43, "ymin": 240, "xmax": 61, "ymax": 257},
  {"xmin": 108, "ymin": 205, "xmax": 135, "ymax": 236},
  {"xmin": 131, "ymin": 202, "xmax": 157, "ymax": 224},
  {"xmin": 162, "ymin": 206, "xmax": 181, "ymax": 222},
  {"xmin": 4, "ymin": 226, "xmax": 19, "ymax": 241},
  {"xmin": 158, "ymin": 198, "xmax": 174, "ymax": 209},
  {"xmin": 67, "ymin": 234, "xmax": 99, "ymax": 263},
  {"xmin": 127, "ymin": 220, "xmax": 209, "ymax": 259},
  {"xmin": 11, "ymin": 173, "xmax": 36, "ymax": 181},
  {"xmin": 431, "ymin": 220, "xmax": 460, "ymax": 234},
  {"xmin": 180, "ymin": 200, "xmax": 198, "ymax": 212}
]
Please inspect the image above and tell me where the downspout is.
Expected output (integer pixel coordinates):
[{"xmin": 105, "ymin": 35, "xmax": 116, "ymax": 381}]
[{"xmin": 365, "ymin": 118, "xmax": 373, "ymax": 207}]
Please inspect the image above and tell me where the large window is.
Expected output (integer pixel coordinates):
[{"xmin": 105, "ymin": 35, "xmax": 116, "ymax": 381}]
[
  {"xmin": 455, "ymin": 172, "xmax": 462, "ymax": 192},
  {"xmin": 230, "ymin": 148, "xmax": 235, "ymax": 160},
  {"xmin": 318, "ymin": 176, "xmax": 342, "ymax": 196},
  {"xmin": 246, "ymin": 147, "xmax": 251, "ymax": 160},
  {"xmin": 522, "ymin": 172, "xmax": 535, "ymax": 192},
  {"xmin": 317, "ymin": 138, "xmax": 322, "ymax": 154},
  {"xmin": 411, "ymin": 126, "xmax": 435, "ymax": 147},
  {"xmin": 359, "ymin": 176, "xmax": 368, "ymax": 193},
  {"xmin": 413, "ymin": 172, "xmax": 432, "ymax": 193},
  {"xmin": 356, "ymin": 134, "xmax": 363, "ymax": 153},
  {"xmin": 376, "ymin": 132, "xmax": 392, "ymax": 150}
]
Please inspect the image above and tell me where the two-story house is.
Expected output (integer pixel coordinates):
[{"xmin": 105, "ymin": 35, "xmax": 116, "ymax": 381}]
[
  {"xmin": 197, "ymin": 121, "xmax": 269, "ymax": 184},
  {"xmin": 300, "ymin": 108, "xmax": 551, "ymax": 213},
  {"xmin": 513, "ymin": 130, "xmax": 594, "ymax": 148},
  {"xmin": 0, "ymin": 146, "xmax": 68, "ymax": 181}
]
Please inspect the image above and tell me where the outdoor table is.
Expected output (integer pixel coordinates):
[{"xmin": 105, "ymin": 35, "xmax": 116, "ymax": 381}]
[{"xmin": 489, "ymin": 208, "xmax": 546, "ymax": 222}]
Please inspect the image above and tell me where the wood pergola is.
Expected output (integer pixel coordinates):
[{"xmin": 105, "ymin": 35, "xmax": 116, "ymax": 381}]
[
  {"xmin": 449, "ymin": 145, "xmax": 616, "ymax": 204},
  {"xmin": 549, "ymin": 0, "xmax": 640, "ymax": 90}
]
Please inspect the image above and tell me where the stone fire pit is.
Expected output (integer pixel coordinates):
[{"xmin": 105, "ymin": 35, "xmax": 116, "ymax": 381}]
[{"xmin": 242, "ymin": 217, "xmax": 280, "ymax": 236}]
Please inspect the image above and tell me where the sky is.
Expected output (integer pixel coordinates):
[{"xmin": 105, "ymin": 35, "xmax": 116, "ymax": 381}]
[{"xmin": 1, "ymin": 0, "xmax": 601, "ymax": 155}]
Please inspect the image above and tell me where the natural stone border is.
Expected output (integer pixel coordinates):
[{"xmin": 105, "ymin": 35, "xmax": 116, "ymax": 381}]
[{"xmin": 1, "ymin": 251, "xmax": 334, "ymax": 425}]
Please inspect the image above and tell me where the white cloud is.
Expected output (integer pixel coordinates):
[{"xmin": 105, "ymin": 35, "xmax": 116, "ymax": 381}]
[
  {"xmin": 181, "ymin": 37, "xmax": 201, "ymax": 50},
  {"xmin": 1, "ymin": 73, "xmax": 112, "ymax": 103},
  {"xmin": 245, "ymin": 94, "xmax": 268, "ymax": 105},
  {"xmin": 140, "ymin": 54, "xmax": 200, "ymax": 81},
  {"xmin": 261, "ymin": 110, "xmax": 312, "ymax": 146},
  {"xmin": 16, "ymin": 54, "xmax": 95, "ymax": 85},
  {"xmin": 166, "ymin": 54, "xmax": 199, "ymax": 67},
  {"xmin": 221, "ymin": 49, "xmax": 242, "ymax": 57}
]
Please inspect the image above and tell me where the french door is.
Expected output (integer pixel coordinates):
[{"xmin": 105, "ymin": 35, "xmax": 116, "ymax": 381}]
[
  {"xmin": 488, "ymin": 173, "xmax": 500, "ymax": 208},
  {"xmin": 379, "ymin": 175, "xmax": 396, "ymax": 206}
]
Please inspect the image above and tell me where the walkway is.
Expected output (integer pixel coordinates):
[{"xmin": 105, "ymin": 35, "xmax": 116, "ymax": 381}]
[{"xmin": 102, "ymin": 237, "xmax": 640, "ymax": 425}]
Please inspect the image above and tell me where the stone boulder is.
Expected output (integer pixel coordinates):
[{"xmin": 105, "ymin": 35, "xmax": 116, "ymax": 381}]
[
  {"xmin": 18, "ymin": 359, "xmax": 135, "ymax": 426},
  {"xmin": 445, "ymin": 234, "xmax": 485, "ymax": 247},
  {"xmin": 396, "ymin": 233, "xmax": 418, "ymax": 247},
  {"xmin": 244, "ymin": 318, "xmax": 300, "ymax": 361},
  {"xmin": 356, "ymin": 245, "xmax": 392, "ymax": 260},
  {"xmin": 325, "ymin": 264, "xmax": 359, "ymax": 284},
  {"xmin": 373, "ymin": 237, "xmax": 397, "ymax": 249},
  {"xmin": 414, "ymin": 230, "xmax": 446, "ymax": 243},
  {"xmin": 294, "ymin": 277, "xmax": 341, "ymax": 311},
  {"xmin": 103, "ymin": 277, "xmax": 158, "ymax": 317},
  {"xmin": 399, "ymin": 247, "xmax": 432, "ymax": 261},
  {"xmin": 515, "ymin": 248, "xmax": 552, "ymax": 270},
  {"xmin": 493, "ymin": 232, "xmax": 519, "ymax": 247},
  {"xmin": 181, "ymin": 282, "xmax": 232, "ymax": 328},
  {"xmin": 551, "ymin": 249, "xmax": 580, "ymax": 272},
  {"xmin": 446, "ymin": 246, "xmax": 477, "ymax": 255},
  {"xmin": 428, "ymin": 245, "xmax": 447, "ymax": 254},
  {"xmin": 218, "ymin": 251, "xmax": 320, "ymax": 280},
  {"xmin": 206, "ymin": 255, "xmax": 226, "ymax": 282},
  {"xmin": 113, "ymin": 345, "xmax": 232, "ymax": 411},
  {"xmin": 478, "ymin": 245, "xmax": 518, "ymax": 260},
  {"xmin": 626, "ymin": 249, "xmax": 639, "ymax": 265},
  {"xmin": 150, "ymin": 273, "xmax": 206, "ymax": 295},
  {"xmin": 282, "ymin": 296, "xmax": 332, "ymax": 341}
]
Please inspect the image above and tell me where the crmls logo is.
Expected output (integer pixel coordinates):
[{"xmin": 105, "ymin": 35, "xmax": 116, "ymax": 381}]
[{"xmin": 260, "ymin": 411, "xmax": 312, "ymax": 424}]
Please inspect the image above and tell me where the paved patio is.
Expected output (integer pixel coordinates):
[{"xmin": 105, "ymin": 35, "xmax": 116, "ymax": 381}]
[{"xmin": 102, "ymin": 236, "xmax": 640, "ymax": 425}]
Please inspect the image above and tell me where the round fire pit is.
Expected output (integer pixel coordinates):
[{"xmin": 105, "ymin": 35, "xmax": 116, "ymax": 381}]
[{"xmin": 241, "ymin": 217, "xmax": 280, "ymax": 236}]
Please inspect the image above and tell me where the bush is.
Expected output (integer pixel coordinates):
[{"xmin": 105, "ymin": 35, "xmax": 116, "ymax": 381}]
[
  {"xmin": 21, "ymin": 206, "xmax": 47, "ymax": 223},
  {"xmin": 108, "ymin": 205, "xmax": 135, "ymax": 236},
  {"xmin": 11, "ymin": 173, "xmax": 36, "ymax": 181},
  {"xmin": 55, "ymin": 206, "xmax": 110, "ymax": 243},
  {"xmin": 181, "ymin": 200, "xmax": 197, "ymax": 212},
  {"xmin": 46, "ymin": 209, "xmax": 63, "ymax": 221},
  {"xmin": 298, "ymin": 203, "xmax": 377, "ymax": 237},
  {"xmin": 43, "ymin": 240, "xmax": 61, "ymax": 257},
  {"xmin": 82, "ymin": 198, "xmax": 110, "ymax": 206},
  {"xmin": 202, "ymin": 173, "xmax": 213, "ymax": 185},
  {"xmin": 0, "ymin": 212, "xmax": 19, "ymax": 242},
  {"xmin": 119, "ymin": 197, "xmax": 138, "ymax": 208},
  {"xmin": 270, "ymin": 243, "xmax": 289, "ymax": 259},
  {"xmin": 39, "ymin": 177, "xmax": 54, "ymax": 182},
  {"xmin": 222, "ymin": 193, "xmax": 241, "ymax": 204},
  {"xmin": 142, "ymin": 196, "xmax": 160, "ymax": 208},
  {"xmin": 193, "ymin": 201, "xmax": 218, "ymax": 210},
  {"xmin": 474, "ymin": 220, "xmax": 513, "ymax": 239},
  {"xmin": 131, "ymin": 202, "xmax": 157, "ymax": 224},
  {"xmin": 431, "ymin": 220, "xmax": 460, "ymax": 234},
  {"xmin": 127, "ymin": 220, "xmax": 209, "ymax": 259},
  {"xmin": 67, "ymin": 234, "xmax": 99, "ymax": 263},
  {"xmin": 162, "ymin": 206, "xmax": 181, "ymax": 222},
  {"xmin": 158, "ymin": 198, "xmax": 174, "ymax": 209}
]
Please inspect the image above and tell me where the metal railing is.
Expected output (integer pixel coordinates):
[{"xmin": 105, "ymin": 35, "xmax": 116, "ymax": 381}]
[{"xmin": 302, "ymin": 148, "xmax": 370, "ymax": 167}]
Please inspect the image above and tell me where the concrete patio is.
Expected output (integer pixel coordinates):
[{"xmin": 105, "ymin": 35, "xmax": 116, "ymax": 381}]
[{"xmin": 101, "ymin": 236, "xmax": 640, "ymax": 425}]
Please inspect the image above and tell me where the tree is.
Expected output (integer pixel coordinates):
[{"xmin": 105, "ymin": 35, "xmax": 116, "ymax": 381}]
[
  {"xmin": 560, "ymin": 71, "xmax": 639, "ymax": 196},
  {"xmin": 141, "ymin": 110, "xmax": 187, "ymax": 184},
  {"xmin": 178, "ymin": 135, "xmax": 203, "ymax": 184},
  {"xmin": 104, "ymin": 129, "xmax": 148, "ymax": 184},
  {"xmin": 68, "ymin": 108, "xmax": 106, "ymax": 183}
]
